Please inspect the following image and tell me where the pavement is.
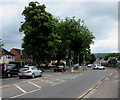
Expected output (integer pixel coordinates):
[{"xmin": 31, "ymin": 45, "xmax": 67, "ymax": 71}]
[{"xmin": 83, "ymin": 70, "xmax": 119, "ymax": 99}]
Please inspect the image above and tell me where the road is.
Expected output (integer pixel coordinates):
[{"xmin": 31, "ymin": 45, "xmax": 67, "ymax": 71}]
[
  {"xmin": 84, "ymin": 68, "xmax": 119, "ymax": 99},
  {"xmin": 1, "ymin": 67, "xmax": 118, "ymax": 99}
]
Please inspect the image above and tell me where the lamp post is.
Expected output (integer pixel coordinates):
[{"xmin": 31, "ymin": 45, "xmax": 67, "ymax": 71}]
[
  {"xmin": 83, "ymin": 55, "xmax": 86, "ymax": 70},
  {"xmin": 65, "ymin": 50, "xmax": 69, "ymax": 66},
  {"xmin": 19, "ymin": 22, "xmax": 23, "ymax": 67}
]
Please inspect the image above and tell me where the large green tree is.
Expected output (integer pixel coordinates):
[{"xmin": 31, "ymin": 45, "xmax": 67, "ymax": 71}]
[
  {"xmin": 54, "ymin": 17, "xmax": 95, "ymax": 65},
  {"xmin": 21, "ymin": 2, "xmax": 60, "ymax": 65}
]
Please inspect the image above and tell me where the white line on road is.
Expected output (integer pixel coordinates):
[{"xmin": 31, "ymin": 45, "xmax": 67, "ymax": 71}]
[
  {"xmin": 27, "ymin": 81, "xmax": 41, "ymax": 89},
  {"xmin": 38, "ymin": 79, "xmax": 55, "ymax": 84},
  {"xmin": 14, "ymin": 84, "xmax": 27, "ymax": 93},
  {"xmin": 10, "ymin": 88, "xmax": 41, "ymax": 98},
  {"xmin": 70, "ymin": 75, "xmax": 78, "ymax": 79}
]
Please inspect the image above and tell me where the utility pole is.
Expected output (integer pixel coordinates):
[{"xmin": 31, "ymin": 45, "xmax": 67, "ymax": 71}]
[
  {"xmin": 65, "ymin": 50, "xmax": 69, "ymax": 66},
  {"xmin": 83, "ymin": 55, "xmax": 86, "ymax": 66},
  {"xmin": 19, "ymin": 22, "xmax": 23, "ymax": 67},
  {"xmin": 78, "ymin": 55, "xmax": 79, "ymax": 65}
]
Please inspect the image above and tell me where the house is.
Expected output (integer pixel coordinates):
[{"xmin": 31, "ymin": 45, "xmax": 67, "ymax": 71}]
[
  {"xmin": 10, "ymin": 48, "xmax": 21, "ymax": 61},
  {"xmin": 10, "ymin": 48, "xmax": 33, "ymax": 64},
  {"xmin": 0, "ymin": 48, "xmax": 15, "ymax": 64}
]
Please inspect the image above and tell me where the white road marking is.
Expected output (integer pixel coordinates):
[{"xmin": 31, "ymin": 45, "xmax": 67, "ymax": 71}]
[
  {"xmin": 52, "ymin": 81, "xmax": 64, "ymax": 86},
  {"xmin": 37, "ymin": 79, "xmax": 56, "ymax": 86},
  {"xmin": 47, "ymin": 77, "xmax": 64, "ymax": 81},
  {"xmin": 27, "ymin": 81, "xmax": 41, "ymax": 89},
  {"xmin": 14, "ymin": 84, "xmax": 27, "ymax": 93},
  {"xmin": 0, "ymin": 85, "xmax": 10, "ymax": 89},
  {"xmin": 10, "ymin": 88, "xmax": 41, "ymax": 98},
  {"xmin": 70, "ymin": 75, "xmax": 78, "ymax": 79}
]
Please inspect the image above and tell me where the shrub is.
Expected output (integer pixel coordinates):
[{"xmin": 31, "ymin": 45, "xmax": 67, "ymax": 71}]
[{"xmin": 9, "ymin": 61, "xmax": 24, "ymax": 68}]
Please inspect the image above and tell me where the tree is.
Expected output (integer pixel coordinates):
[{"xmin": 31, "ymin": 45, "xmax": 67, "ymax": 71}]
[
  {"xmin": 54, "ymin": 17, "xmax": 95, "ymax": 65},
  {"xmin": 108, "ymin": 57, "xmax": 117, "ymax": 65},
  {"xmin": 104, "ymin": 53, "xmax": 120, "ymax": 61},
  {"xmin": 21, "ymin": 2, "xmax": 60, "ymax": 66}
]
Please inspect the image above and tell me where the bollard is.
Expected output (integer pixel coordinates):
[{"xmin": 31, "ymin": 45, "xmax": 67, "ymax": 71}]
[{"xmin": 71, "ymin": 67, "xmax": 74, "ymax": 73}]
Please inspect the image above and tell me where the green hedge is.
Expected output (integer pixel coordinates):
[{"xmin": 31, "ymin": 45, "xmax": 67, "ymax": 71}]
[{"xmin": 9, "ymin": 61, "xmax": 24, "ymax": 68}]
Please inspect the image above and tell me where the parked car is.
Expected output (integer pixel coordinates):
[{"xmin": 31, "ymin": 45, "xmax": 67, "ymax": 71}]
[
  {"xmin": 1, "ymin": 63, "xmax": 19, "ymax": 78},
  {"xmin": 87, "ymin": 64, "xmax": 93, "ymax": 68},
  {"xmin": 18, "ymin": 66, "xmax": 43, "ymax": 79},
  {"xmin": 54, "ymin": 66, "xmax": 65, "ymax": 72},
  {"xmin": 93, "ymin": 65, "xmax": 105, "ymax": 70}
]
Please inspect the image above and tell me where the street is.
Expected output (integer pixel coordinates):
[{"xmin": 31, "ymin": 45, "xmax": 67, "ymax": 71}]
[{"xmin": 1, "ymin": 67, "xmax": 118, "ymax": 99}]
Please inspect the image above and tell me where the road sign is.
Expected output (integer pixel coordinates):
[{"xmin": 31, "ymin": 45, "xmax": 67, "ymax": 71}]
[{"xmin": 69, "ymin": 59, "xmax": 72, "ymax": 62}]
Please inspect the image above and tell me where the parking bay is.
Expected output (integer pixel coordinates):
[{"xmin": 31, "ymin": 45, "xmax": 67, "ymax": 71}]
[{"xmin": 1, "ymin": 73, "xmax": 81, "ymax": 98}]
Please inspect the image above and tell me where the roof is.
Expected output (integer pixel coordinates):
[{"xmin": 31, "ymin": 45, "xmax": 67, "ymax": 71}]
[
  {"xmin": 11, "ymin": 48, "xmax": 21, "ymax": 54},
  {"xmin": 10, "ymin": 48, "xmax": 31, "ymax": 57},
  {"xmin": 0, "ymin": 48, "xmax": 15, "ymax": 56}
]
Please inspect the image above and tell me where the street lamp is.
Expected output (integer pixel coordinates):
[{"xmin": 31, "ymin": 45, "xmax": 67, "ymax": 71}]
[{"xmin": 19, "ymin": 22, "xmax": 23, "ymax": 67}]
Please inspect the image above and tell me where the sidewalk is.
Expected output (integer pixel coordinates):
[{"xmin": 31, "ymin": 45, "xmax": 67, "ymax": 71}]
[{"xmin": 84, "ymin": 71, "xmax": 119, "ymax": 99}]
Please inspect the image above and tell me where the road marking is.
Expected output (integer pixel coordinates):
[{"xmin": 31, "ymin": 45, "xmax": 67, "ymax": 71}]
[
  {"xmin": 53, "ymin": 81, "xmax": 64, "ymax": 86},
  {"xmin": 47, "ymin": 77, "xmax": 64, "ymax": 81},
  {"xmin": 37, "ymin": 79, "xmax": 56, "ymax": 86},
  {"xmin": 10, "ymin": 88, "xmax": 41, "ymax": 98},
  {"xmin": 70, "ymin": 75, "xmax": 78, "ymax": 79},
  {"xmin": 0, "ymin": 85, "xmax": 11, "ymax": 89},
  {"xmin": 14, "ymin": 84, "xmax": 27, "ymax": 93},
  {"xmin": 27, "ymin": 81, "xmax": 41, "ymax": 89}
]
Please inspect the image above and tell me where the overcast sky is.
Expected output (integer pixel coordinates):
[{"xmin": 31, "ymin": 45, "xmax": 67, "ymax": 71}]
[{"xmin": 0, "ymin": 0, "xmax": 119, "ymax": 53}]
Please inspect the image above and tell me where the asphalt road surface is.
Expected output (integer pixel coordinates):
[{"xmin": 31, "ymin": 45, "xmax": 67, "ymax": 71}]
[
  {"xmin": 84, "ymin": 68, "xmax": 119, "ymax": 99},
  {"xmin": 1, "ymin": 67, "xmax": 118, "ymax": 99}
]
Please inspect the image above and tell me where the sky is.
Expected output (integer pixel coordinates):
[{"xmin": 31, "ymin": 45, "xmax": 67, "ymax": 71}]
[{"xmin": 0, "ymin": 0, "xmax": 119, "ymax": 53}]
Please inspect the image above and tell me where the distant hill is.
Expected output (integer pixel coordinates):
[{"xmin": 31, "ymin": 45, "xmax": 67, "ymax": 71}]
[{"xmin": 92, "ymin": 53, "xmax": 109, "ymax": 59}]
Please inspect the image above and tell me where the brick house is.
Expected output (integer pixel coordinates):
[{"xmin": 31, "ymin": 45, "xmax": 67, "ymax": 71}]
[
  {"xmin": 0, "ymin": 48, "xmax": 15, "ymax": 64},
  {"xmin": 10, "ymin": 48, "xmax": 33, "ymax": 64},
  {"xmin": 10, "ymin": 48, "xmax": 21, "ymax": 61}
]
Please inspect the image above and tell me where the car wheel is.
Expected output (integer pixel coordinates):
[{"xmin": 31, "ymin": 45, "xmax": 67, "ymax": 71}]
[
  {"xmin": 31, "ymin": 74, "xmax": 35, "ymax": 79},
  {"xmin": 19, "ymin": 76, "xmax": 22, "ymax": 79},
  {"xmin": 39, "ymin": 72, "xmax": 43, "ymax": 77},
  {"xmin": 7, "ymin": 73, "xmax": 11, "ymax": 78}
]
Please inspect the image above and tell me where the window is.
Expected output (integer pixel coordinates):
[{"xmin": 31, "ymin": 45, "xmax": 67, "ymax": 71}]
[{"xmin": 6, "ymin": 55, "xmax": 13, "ymax": 59}]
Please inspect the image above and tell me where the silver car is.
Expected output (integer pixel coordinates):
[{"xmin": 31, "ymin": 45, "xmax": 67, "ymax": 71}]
[
  {"xmin": 93, "ymin": 65, "xmax": 105, "ymax": 70},
  {"xmin": 18, "ymin": 66, "xmax": 42, "ymax": 79}
]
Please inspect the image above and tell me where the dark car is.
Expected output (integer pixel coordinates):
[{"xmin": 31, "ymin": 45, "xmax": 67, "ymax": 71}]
[
  {"xmin": 1, "ymin": 64, "xmax": 19, "ymax": 78},
  {"xmin": 54, "ymin": 66, "xmax": 66, "ymax": 72}
]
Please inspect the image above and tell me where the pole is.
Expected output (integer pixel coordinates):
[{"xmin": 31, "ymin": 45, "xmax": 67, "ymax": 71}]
[
  {"xmin": 78, "ymin": 55, "xmax": 79, "ymax": 65},
  {"xmin": 20, "ymin": 22, "xmax": 23, "ymax": 67}
]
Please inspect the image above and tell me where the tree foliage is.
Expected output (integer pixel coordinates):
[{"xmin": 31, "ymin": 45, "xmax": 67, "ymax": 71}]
[
  {"xmin": 21, "ymin": 2, "xmax": 60, "ymax": 65},
  {"xmin": 104, "ymin": 53, "xmax": 120, "ymax": 61},
  {"xmin": 21, "ymin": 1, "xmax": 95, "ymax": 66},
  {"xmin": 108, "ymin": 57, "xmax": 117, "ymax": 65},
  {"xmin": 54, "ymin": 17, "xmax": 95, "ymax": 65}
]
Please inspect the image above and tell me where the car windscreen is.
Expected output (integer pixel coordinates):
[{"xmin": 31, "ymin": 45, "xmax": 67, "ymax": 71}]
[
  {"xmin": 6, "ymin": 64, "xmax": 14, "ymax": 69},
  {"xmin": 20, "ymin": 67, "xmax": 29, "ymax": 71}
]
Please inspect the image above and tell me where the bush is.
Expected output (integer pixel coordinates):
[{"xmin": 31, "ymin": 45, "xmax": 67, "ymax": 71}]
[
  {"xmin": 108, "ymin": 57, "xmax": 117, "ymax": 65},
  {"xmin": 9, "ymin": 61, "xmax": 24, "ymax": 68}
]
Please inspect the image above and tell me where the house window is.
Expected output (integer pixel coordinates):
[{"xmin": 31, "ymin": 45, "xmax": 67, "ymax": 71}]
[{"xmin": 6, "ymin": 55, "xmax": 13, "ymax": 59}]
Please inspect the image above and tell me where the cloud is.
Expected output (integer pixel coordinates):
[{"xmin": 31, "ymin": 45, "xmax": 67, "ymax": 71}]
[
  {"xmin": 0, "ymin": 0, "xmax": 118, "ymax": 53},
  {"xmin": 91, "ymin": 27, "xmax": 118, "ymax": 53}
]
